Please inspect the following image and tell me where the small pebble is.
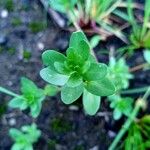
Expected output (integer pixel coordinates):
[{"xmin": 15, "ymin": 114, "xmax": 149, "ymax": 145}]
[
  {"xmin": 89, "ymin": 146, "xmax": 99, "ymax": 150},
  {"xmin": 0, "ymin": 10, "xmax": 8, "ymax": 18},
  {"xmin": 108, "ymin": 130, "xmax": 116, "ymax": 138},
  {"xmin": 69, "ymin": 105, "xmax": 79, "ymax": 111},
  {"xmin": 37, "ymin": 42, "xmax": 44, "ymax": 51},
  {"xmin": 0, "ymin": 34, "xmax": 7, "ymax": 45},
  {"xmin": 9, "ymin": 118, "xmax": 16, "ymax": 126}
]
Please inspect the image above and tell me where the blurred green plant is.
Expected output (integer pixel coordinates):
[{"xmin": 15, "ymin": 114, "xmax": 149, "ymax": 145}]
[
  {"xmin": 49, "ymin": 0, "xmax": 127, "ymax": 41},
  {"xmin": 127, "ymin": 0, "xmax": 150, "ymax": 50},
  {"xmin": 0, "ymin": 77, "xmax": 58, "ymax": 117},
  {"xmin": 108, "ymin": 57, "xmax": 133, "ymax": 91},
  {"xmin": 108, "ymin": 95, "xmax": 133, "ymax": 120},
  {"xmin": 124, "ymin": 115, "xmax": 150, "ymax": 150},
  {"xmin": 40, "ymin": 31, "xmax": 115, "ymax": 115},
  {"xmin": 9, "ymin": 123, "xmax": 41, "ymax": 150}
]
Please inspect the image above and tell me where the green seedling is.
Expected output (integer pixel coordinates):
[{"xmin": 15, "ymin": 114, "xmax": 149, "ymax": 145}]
[
  {"xmin": 0, "ymin": 77, "xmax": 45, "ymax": 118},
  {"xmin": 108, "ymin": 95, "xmax": 133, "ymax": 120},
  {"xmin": 40, "ymin": 31, "xmax": 115, "ymax": 115},
  {"xmin": 127, "ymin": 0, "xmax": 150, "ymax": 50},
  {"xmin": 108, "ymin": 57, "xmax": 133, "ymax": 91},
  {"xmin": 9, "ymin": 123, "xmax": 41, "ymax": 150}
]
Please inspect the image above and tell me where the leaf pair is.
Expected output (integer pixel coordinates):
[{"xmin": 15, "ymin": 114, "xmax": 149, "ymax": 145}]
[
  {"xmin": 9, "ymin": 123, "xmax": 41, "ymax": 150},
  {"xmin": 40, "ymin": 31, "xmax": 115, "ymax": 115},
  {"xmin": 9, "ymin": 77, "xmax": 45, "ymax": 118}
]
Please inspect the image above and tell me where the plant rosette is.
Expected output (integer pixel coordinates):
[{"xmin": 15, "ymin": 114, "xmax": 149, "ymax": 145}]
[{"xmin": 40, "ymin": 31, "xmax": 115, "ymax": 115}]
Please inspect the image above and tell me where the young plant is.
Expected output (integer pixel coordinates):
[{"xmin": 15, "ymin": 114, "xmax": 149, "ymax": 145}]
[
  {"xmin": 0, "ymin": 77, "xmax": 46, "ymax": 118},
  {"xmin": 108, "ymin": 95, "xmax": 133, "ymax": 120},
  {"xmin": 40, "ymin": 31, "xmax": 115, "ymax": 115},
  {"xmin": 127, "ymin": 0, "xmax": 150, "ymax": 50},
  {"xmin": 108, "ymin": 56, "xmax": 133, "ymax": 92},
  {"xmin": 9, "ymin": 123, "xmax": 41, "ymax": 150}
]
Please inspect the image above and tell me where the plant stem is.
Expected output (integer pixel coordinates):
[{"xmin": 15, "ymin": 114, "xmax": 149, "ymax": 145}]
[
  {"xmin": 0, "ymin": 87, "xmax": 20, "ymax": 97},
  {"xmin": 121, "ymin": 86, "xmax": 149, "ymax": 94},
  {"xmin": 109, "ymin": 87, "xmax": 150, "ymax": 150},
  {"xmin": 129, "ymin": 63, "xmax": 149, "ymax": 72}
]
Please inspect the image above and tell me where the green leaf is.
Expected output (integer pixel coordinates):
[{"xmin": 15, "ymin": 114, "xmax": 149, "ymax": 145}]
[
  {"xmin": 66, "ymin": 73, "xmax": 83, "ymax": 87},
  {"xmin": 44, "ymin": 84, "xmax": 59, "ymax": 96},
  {"xmin": 42, "ymin": 50, "xmax": 66, "ymax": 66},
  {"xmin": 113, "ymin": 108, "xmax": 122, "ymax": 120},
  {"xmin": 83, "ymin": 89, "xmax": 101, "ymax": 115},
  {"xmin": 61, "ymin": 83, "xmax": 83, "ymax": 104},
  {"xmin": 81, "ymin": 61, "xmax": 91, "ymax": 73},
  {"xmin": 9, "ymin": 129, "xmax": 23, "ymax": 140},
  {"xmin": 66, "ymin": 47, "xmax": 86, "ymax": 69},
  {"xmin": 8, "ymin": 97, "xmax": 27, "ymax": 110},
  {"xmin": 40, "ymin": 67, "xmax": 69, "ymax": 86},
  {"xmin": 21, "ymin": 77, "xmax": 38, "ymax": 96},
  {"xmin": 54, "ymin": 61, "xmax": 70, "ymax": 74},
  {"xmin": 69, "ymin": 31, "xmax": 88, "ymax": 50},
  {"xmin": 90, "ymin": 35, "xmax": 101, "ymax": 48},
  {"xmin": 143, "ymin": 49, "xmax": 150, "ymax": 64},
  {"xmin": 83, "ymin": 63, "xmax": 107, "ymax": 81},
  {"xmin": 11, "ymin": 144, "xmax": 23, "ymax": 150},
  {"xmin": 77, "ymin": 40, "xmax": 90, "ymax": 60},
  {"xmin": 30, "ymin": 103, "xmax": 42, "ymax": 118},
  {"xmin": 84, "ymin": 77, "xmax": 115, "ymax": 96}
]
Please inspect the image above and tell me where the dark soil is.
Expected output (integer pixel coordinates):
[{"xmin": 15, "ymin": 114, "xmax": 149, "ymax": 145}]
[{"xmin": 0, "ymin": 0, "xmax": 150, "ymax": 150}]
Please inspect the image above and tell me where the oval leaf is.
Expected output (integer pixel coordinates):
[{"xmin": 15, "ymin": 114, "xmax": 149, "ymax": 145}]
[
  {"xmin": 83, "ymin": 63, "xmax": 107, "ymax": 81},
  {"xmin": 69, "ymin": 31, "xmax": 88, "ymax": 49},
  {"xmin": 40, "ymin": 67, "xmax": 69, "ymax": 86},
  {"xmin": 61, "ymin": 83, "xmax": 83, "ymax": 104},
  {"xmin": 42, "ymin": 50, "xmax": 66, "ymax": 66},
  {"xmin": 84, "ymin": 77, "xmax": 115, "ymax": 96},
  {"xmin": 83, "ymin": 89, "xmax": 101, "ymax": 115}
]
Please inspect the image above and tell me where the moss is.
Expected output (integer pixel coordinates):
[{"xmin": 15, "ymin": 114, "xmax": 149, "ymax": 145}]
[
  {"xmin": 74, "ymin": 145, "xmax": 85, "ymax": 150},
  {"xmin": 0, "ymin": 47, "xmax": 3, "ymax": 53},
  {"xmin": 5, "ymin": 0, "xmax": 14, "ymax": 11},
  {"xmin": 29, "ymin": 22, "xmax": 46, "ymax": 33},
  {"xmin": 23, "ymin": 50, "xmax": 31, "ymax": 60},
  {"xmin": 51, "ymin": 117, "xmax": 72, "ymax": 133},
  {"xmin": 8, "ymin": 47, "xmax": 16, "ymax": 54},
  {"xmin": 11, "ymin": 18, "xmax": 22, "ymax": 27},
  {"xmin": 48, "ymin": 139, "xmax": 57, "ymax": 150},
  {"xmin": 0, "ymin": 103, "xmax": 7, "ymax": 118}
]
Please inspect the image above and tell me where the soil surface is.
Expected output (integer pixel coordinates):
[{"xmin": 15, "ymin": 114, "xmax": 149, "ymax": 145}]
[{"xmin": 0, "ymin": 0, "xmax": 150, "ymax": 150}]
